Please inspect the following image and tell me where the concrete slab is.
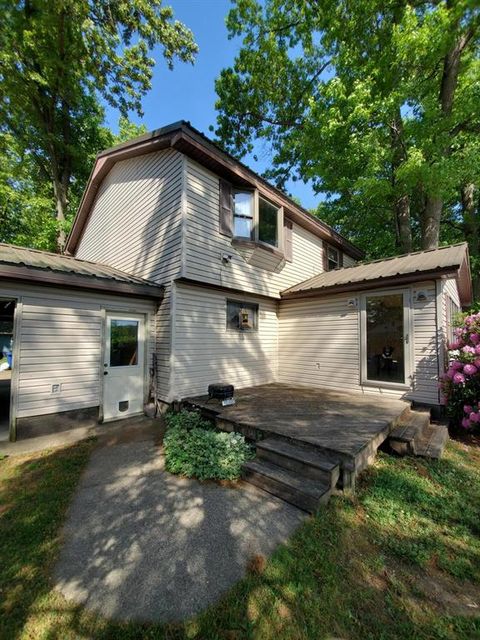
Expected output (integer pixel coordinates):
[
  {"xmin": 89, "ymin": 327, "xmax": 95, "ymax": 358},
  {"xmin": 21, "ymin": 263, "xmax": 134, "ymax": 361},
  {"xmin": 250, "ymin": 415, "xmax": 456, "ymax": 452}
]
[
  {"xmin": 0, "ymin": 415, "xmax": 161, "ymax": 457},
  {"xmin": 55, "ymin": 433, "xmax": 305, "ymax": 623}
]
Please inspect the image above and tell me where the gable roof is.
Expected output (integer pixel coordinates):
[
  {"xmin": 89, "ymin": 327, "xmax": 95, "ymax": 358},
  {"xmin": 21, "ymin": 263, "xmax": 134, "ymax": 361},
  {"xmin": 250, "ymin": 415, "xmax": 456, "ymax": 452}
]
[
  {"xmin": 281, "ymin": 243, "xmax": 472, "ymax": 305},
  {"xmin": 65, "ymin": 120, "xmax": 364, "ymax": 260},
  {"xmin": 0, "ymin": 243, "xmax": 164, "ymax": 299}
]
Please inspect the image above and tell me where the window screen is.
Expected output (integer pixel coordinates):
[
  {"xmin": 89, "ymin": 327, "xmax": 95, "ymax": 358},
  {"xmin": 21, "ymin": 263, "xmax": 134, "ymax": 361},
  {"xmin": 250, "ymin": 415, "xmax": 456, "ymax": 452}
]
[
  {"xmin": 226, "ymin": 300, "xmax": 258, "ymax": 331},
  {"xmin": 258, "ymin": 197, "xmax": 279, "ymax": 247}
]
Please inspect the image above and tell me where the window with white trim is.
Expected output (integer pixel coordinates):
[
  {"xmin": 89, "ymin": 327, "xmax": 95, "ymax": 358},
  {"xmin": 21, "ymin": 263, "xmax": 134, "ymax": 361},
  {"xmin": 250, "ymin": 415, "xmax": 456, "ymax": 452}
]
[
  {"xmin": 228, "ymin": 189, "xmax": 283, "ymax": 250},
  {"xmin": 233, "ymin": 191, "xmax": 254, "ymax": 239},
  {"xmin": 258, "ymin": 197, "xmax": 279, "ymax": 247},
  {"xmin": 327, "ymin": 245, "xmax": 340, "ymax": 271}
]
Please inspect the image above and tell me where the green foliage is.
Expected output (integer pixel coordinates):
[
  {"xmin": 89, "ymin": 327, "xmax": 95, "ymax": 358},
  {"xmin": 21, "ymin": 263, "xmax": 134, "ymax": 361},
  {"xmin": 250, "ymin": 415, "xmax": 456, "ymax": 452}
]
[
  {"xmin": 0, "ymin": 0, "xmax": 197, "ymax": 249},
  {"xmin": 215, "ymin": 0, "xmax": 480, "ymax": 280},
  {"xmin": 440, "ymin": 311, "xmax": 480, "ymax": 431},
  {"xmin": 163, "ymin": 410, "xmax": 254, "ymax": 481}
]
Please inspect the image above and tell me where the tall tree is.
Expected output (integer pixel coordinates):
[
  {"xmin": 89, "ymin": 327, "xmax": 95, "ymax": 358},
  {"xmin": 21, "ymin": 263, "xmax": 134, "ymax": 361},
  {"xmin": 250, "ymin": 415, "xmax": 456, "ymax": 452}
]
[
  {"xmin": 0, "ymin": 0, "xmax": 197, "ymax": 250},
  {"xmin": 214, "ymin": 0, "xmax": 480, "ymax": 290}
]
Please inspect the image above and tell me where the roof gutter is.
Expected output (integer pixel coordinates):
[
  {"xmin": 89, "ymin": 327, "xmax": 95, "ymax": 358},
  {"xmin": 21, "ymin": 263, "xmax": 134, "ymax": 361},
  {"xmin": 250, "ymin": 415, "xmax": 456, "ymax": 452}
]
[
  {"xmin": 280, "ymin": 266, "xmax": 461, "ymax": 300},
  {"xmin": 0, "ymin": 265, "xmax": 164, "ymax": 300}
]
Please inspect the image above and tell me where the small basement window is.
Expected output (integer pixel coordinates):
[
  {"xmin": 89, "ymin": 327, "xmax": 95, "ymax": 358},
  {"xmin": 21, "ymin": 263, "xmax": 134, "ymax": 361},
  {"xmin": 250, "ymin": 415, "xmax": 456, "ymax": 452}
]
[{"xmin": 226, "ymin": 300, "xmax": 258, "ymax": 332}]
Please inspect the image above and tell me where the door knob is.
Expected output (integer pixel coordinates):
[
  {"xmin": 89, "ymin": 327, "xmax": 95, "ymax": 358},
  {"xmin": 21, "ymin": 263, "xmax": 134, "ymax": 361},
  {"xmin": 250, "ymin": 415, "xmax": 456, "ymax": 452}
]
[{"xmin": 104, "ymin": 371, "xmax": 109, "ymax": 376}]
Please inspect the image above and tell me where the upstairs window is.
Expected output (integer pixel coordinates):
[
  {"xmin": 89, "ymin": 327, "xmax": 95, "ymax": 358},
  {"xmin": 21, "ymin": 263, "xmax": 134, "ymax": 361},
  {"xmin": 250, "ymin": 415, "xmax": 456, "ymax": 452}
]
[
  {"xmin": 220, "ymin": 182, "xmax": 284, "ymax": 252},
  {"xmin": 233, "ymin": 191, "xmax": 254, "ymax": 239},
  {"xmin": 327, "ymin": 245, "xmax": 340, "ymax": 271},
  {"xmin": 258, "ymin": 197, "xmax": 279, "ymax": 247}
]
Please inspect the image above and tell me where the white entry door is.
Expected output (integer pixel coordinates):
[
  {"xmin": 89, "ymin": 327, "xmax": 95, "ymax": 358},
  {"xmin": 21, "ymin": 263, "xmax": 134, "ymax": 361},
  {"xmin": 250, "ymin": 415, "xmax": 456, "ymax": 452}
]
[{"xmin": 103, "ymin": 313, "xmax": 145, "ymax": 422}]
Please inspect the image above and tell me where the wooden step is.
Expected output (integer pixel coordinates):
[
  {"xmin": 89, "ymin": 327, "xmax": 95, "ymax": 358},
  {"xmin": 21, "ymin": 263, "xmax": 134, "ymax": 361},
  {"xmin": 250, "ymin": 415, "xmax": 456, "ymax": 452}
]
[
  {"xmin": 414, "ymin": 424, "xmax": 449, "ymax": 459},
  {"xmin": 256, "ymin": 438, "xmax": 340, "ymax": 488},
  {"xmin": 389, "ymin": 410, "xmax": 430, "ymax": 455},
  {"xmin": 243, "ymin": 459, "xmax": 331, "ymax": 513}
]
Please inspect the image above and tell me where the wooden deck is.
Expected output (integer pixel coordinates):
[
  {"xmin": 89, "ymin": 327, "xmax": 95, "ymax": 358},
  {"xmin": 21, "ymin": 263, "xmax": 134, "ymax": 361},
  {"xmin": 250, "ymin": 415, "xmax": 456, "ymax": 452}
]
[{"xmin": 184, "ymin": 383, "xmax": 410, "ymax": 490}]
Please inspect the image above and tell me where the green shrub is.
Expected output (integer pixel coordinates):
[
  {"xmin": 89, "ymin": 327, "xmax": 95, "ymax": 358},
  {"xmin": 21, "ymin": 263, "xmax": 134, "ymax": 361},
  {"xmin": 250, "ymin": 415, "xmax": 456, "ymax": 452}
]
[{"xmin": 163, "ymin": 409, "xmax": 254, "ymax": 480}]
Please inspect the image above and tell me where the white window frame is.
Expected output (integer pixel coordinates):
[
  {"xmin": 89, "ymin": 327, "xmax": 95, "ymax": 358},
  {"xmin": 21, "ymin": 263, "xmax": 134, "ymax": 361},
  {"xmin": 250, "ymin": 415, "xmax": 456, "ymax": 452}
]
[
  {"xmin": 327, "ymin": 245, "xmax": 340, "ymax": 271},
  {"xmin": 359, "ymin": 288, "xmax": 413, "ymax": 390},
  {"xmin": 232, "ymin": 190, "xmax": 284, "ymax": 251}
]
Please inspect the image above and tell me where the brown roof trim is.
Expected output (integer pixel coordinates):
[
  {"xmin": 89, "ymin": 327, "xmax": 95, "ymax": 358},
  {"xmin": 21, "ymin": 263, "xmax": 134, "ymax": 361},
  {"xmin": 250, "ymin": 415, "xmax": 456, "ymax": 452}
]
[
  {"xmin": 0, "ymin": 265, "xmax": 164, "ymax": 299},
  {"xmin": 65, "ymin": 121, "xmax": 364, "ymax": 260},
  {"xmin": 280, "ymin": 267, "xmax": 460, "ymax": 300}
]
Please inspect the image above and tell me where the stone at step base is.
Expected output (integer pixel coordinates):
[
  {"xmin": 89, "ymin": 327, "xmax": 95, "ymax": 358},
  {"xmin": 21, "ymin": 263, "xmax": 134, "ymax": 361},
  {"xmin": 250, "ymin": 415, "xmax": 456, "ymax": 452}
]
[
  {"xmin": 414, "ymin": 424, "xmax": 449, "ymax": 459},
  {"xmin": 388, "ymin": 409, "xmax": 431, "ymax": 456},
  {"xmin": 243, "ymin": 459, "xmax": 331, "ymax": 513}
]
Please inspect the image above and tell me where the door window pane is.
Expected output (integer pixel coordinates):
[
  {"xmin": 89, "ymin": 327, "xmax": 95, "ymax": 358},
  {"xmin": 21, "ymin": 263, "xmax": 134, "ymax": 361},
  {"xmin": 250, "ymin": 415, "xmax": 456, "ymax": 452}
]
[
  {"xmin": 110, "ymin": 320, "xmax": 139, "ymax": 366},
  {"xmin": 366, "ymin": 294, "xmax": 405, "ymax": 383},
  {"xmin": 258, "ymin": 198, "xmax": 278, "ymax": 246}
]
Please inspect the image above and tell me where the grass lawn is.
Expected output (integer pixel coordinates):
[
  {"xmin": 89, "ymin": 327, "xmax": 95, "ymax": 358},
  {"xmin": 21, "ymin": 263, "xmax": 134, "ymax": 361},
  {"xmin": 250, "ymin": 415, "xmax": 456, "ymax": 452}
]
[{"xmin": 0, "ymin": 437, "xmax": 479, "ymax": 639}]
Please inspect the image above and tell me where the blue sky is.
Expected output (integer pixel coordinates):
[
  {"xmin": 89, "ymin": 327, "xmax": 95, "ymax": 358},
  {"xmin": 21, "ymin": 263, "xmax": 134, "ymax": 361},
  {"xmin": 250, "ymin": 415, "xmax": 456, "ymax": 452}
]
[{"xmin": 103, "ymin": 0, "xmax": 320, "ymax": 210}]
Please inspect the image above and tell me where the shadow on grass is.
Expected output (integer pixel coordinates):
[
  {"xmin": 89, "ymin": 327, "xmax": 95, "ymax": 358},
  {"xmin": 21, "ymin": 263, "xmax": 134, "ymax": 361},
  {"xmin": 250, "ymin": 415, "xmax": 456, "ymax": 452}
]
[{"xmin": 1, "ymin": 440, "xmax": 479, "ymax": 640}]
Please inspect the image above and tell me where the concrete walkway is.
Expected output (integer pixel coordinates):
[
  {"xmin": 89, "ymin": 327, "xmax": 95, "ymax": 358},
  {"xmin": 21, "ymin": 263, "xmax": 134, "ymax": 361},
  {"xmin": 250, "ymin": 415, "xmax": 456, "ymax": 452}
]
[
  {"xmin": 55, "ymin": 425, "xmax": 305, "ymax": 623},
  {"xmin": 0, "ymin": 415, "xmax": 156, "ymax": 457}
]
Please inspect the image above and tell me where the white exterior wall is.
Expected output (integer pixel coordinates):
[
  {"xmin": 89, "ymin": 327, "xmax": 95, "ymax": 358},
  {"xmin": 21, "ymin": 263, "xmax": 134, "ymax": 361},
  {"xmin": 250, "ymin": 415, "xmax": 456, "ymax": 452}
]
[
  {"xmin": 184, "ymin": 158, "xmax": 350, "ymax": 298},
  {"xmin": 442, "ymin": 278, "xmax": 461, "ymax": 336},
  {"xmin": 1, "ymin": 281, "xmax": 155, "ymax": 419},
  {"xmin": 74, "ymin": 149, "xmax": 184, "ymax": 401},
  {"xmin": 278, "ymin": 281, "xmax": 441, "ymax": 405},
  {"xmin": 171, "ymin": 282, "xmax": 278, "ymax": 400}
]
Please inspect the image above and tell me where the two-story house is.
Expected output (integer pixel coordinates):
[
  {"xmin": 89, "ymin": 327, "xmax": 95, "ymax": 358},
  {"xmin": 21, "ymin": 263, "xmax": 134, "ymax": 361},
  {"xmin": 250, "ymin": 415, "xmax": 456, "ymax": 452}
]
[{"xmin": 0, "ymin": 121, "xmax": 472, "ymax": 441}]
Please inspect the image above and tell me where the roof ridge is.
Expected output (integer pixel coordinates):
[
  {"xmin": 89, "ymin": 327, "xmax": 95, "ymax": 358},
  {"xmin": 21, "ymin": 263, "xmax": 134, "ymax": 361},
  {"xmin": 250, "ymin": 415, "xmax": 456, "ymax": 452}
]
[
  {"xmin": 330, "ymin": 241, "xmax": 468, "ymax": 274},
  {"xmin": 1, "ymin": 242, "xmax": 126, "ymax": 274},
  {"xmin": 0, "ymin": 242, "xmax": 159, "ymax": 287},
  {"xmin": 281, "ymin": 242, "xmax": 468, "ymax": 296}
]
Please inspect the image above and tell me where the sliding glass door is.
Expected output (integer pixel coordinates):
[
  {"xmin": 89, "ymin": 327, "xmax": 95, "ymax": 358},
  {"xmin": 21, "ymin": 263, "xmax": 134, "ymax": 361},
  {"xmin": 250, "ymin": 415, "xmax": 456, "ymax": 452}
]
[{"xmin": 361, "ymin": 291, "xmax": 411, "ymax": 386}]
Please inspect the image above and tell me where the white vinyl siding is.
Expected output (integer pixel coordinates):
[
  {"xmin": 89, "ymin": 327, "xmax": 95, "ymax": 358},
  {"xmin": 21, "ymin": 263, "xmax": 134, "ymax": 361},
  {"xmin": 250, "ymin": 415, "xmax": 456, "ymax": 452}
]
[
  {"xmin": 76, "ymin": 149, "xmax": 184, "ymax": 284},
  {"xmin": 442, "ymin": 278, "xmax": 461, "ymax": 344},
  {"xmin": 278, "ymin": 281, "xmax": 441, "ymax": 405},
  {"xmin": 171, "ymin": 282, "xmax": 278, "ymax": 400},
  {"xmin": 410, "ymin": 282, "xmax": 440, "ymax": 405},
  {"xmin": 342, "ymin": 253, "xmax": 356, "ymax": 268},
  {"xmin": 74, "ymin": 148, "xmax": 184, "ymax": 401},
  {"xmin": 184, "ymin": 159, "xmax": 329, "ymax": 298},
  {"xmin": 0, "ymin": 282, "xmax": 155, "ymax": 419}
]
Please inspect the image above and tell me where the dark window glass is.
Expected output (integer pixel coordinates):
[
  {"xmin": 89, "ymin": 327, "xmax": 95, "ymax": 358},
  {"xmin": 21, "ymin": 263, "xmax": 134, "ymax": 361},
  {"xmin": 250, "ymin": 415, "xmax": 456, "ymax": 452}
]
[
  {"xmin": 233, "ymin": 191, "xmax": 254, "ymax": 238},
  {"xmin": 226, "ymin": 300, "xmax": 258, "ymax": 331},
  {"xmin": 258, "ymin": 198, "xmax": 278, "ymax": 246},
  {"xmin": 327, "ymin": 246, "xmax": 339, "ymax": 270},
  {"xmin": 110, "ymin": 320, "xmax": 139, "ymax": 366},
  {"xmin": 366, "ymin": 294, "xmax": 405, "ymax": 384}
]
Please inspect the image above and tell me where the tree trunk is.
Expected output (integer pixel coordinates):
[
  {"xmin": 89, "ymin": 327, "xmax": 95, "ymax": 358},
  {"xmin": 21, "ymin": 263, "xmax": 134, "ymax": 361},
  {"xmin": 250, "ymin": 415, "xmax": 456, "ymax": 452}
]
[
  {"xmin": 53, "ymin": 176, "xmax": 67, "ymax": 252},
  {"xmin": 395, "ymin": 194, "xmax": 412, "ymax": 254},
  {"xmin": 461, "ymin": 183, "xmax": 480, "ymax": 300},
  {"xmin": 390, "ymin": 110, "xmax": 412, "ymax": 253},
  {"xmin": 421, "ymin": 17, "xmax": 474, "ymax": 249},
  {"xmin": 422, "ymin": 195, "xmax": 442, "ymax": 249}
]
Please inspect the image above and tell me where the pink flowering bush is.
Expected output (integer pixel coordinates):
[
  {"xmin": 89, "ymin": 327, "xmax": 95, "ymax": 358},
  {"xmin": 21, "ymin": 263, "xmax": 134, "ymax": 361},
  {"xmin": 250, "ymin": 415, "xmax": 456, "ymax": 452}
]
[{"xmin": 440, "ymin": 311, "xmax": 480, "ymax": 431}]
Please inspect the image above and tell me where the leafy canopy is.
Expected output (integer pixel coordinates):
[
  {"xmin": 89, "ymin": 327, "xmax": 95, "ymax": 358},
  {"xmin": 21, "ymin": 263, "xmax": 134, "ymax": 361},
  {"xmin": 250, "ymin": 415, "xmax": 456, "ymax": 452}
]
[
  {"xmin": 214, "ymin": 0, "xmax": 480, "ymax": 261},
  {"xmin": 0, "ymin": 0, "xmax": 197, "ymax": 249}
]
